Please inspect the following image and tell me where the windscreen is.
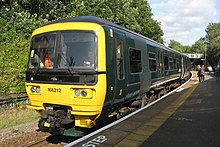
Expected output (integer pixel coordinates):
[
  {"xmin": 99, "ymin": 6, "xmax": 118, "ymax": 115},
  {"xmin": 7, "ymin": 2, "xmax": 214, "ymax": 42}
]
[
  {"xmin": 28, "ymin": 31, "xmax": 96, "ymax": 70},
  {"xmin": 29, "ymin": 33, "xmax": 56, "ymax": 69},
  {"xmin": 58, "ymin": 31, "xmax": 96, "ymax": 69}
]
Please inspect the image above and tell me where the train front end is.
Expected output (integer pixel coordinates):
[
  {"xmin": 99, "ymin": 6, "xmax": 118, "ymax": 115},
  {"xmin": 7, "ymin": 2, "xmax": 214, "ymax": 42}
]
[{"xmin": 25, "ymin": 21, "xmax": 106, "ymax": 136}]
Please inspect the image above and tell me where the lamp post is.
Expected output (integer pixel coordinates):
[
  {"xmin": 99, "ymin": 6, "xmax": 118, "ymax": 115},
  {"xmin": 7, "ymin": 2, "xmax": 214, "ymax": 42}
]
[{"xmin": 204, "ymin": 39, "xmax": 208, "ymax": 69}]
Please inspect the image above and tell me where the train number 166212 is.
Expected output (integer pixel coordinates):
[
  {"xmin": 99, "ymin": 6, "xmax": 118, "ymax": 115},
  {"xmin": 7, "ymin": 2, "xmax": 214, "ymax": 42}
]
[{"xmin": 48, "ymin": 88, "xmax": 61, "ymax": 93}]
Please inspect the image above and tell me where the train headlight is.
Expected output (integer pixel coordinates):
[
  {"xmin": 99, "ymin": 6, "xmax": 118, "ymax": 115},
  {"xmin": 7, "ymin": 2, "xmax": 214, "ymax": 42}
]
[
  {"xmin": 73, "ymin": 89, "xmax": 93, "ymax": 99},
  {"xmin": 81, "ymin": 90, "xmax": 87, "ymax": 97},
  {"xmin": 36, "ymin": 87, "xmax": 40, "ymax": 93},
  {"xmin": 75, "ymin": 89, "xmax": 81, "ymax": 97},
  {"xmin": 30, "ymin": 86, "xmax": 40, "ymax": 94},
  {"xmin": 30, "ymin": 87, "xmax": 36, "ymax": 93}
]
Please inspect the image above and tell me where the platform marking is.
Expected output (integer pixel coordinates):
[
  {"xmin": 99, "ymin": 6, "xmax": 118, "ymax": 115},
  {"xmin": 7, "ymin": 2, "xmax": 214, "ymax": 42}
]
[
  {"xmin": 176, "ymin": 88, "xmax": 184, "ymax": 92},
  {"xmin": 81, "ymin": 135, "xmax": 107, "ymax": 147},
  {"xmin": 64, "ymin": 72, "xmax": 194, "ymax": 147}
]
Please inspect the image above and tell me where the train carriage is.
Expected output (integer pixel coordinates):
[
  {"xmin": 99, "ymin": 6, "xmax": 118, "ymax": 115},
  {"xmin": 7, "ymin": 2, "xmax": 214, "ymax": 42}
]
[{"xmin": 26, "ymin": 16, "xmax": 190, "ymax": 136}]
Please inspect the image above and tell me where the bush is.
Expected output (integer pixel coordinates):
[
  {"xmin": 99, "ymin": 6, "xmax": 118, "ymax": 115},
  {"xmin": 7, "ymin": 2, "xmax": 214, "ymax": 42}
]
[
  {"xmin": 0, "ymin": 29, "xmax": 29, "ymax": 94},
  {"xmin": 0, "ymin": 7, "xmax": 46, "ymax": 94}
]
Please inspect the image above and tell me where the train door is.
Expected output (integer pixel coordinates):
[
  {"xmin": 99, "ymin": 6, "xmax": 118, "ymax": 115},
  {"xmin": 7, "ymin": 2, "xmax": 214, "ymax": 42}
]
[
  {"xmin": 112, "ymin": 33, "xmax": 127, "ymax": 107},
  {"xmin": 157, "ymin": 48, "xmax": 164, "ymax": 77},
  {"xmin": 180, "ymin": 56, "xmax": 185, "ymax": 78}
]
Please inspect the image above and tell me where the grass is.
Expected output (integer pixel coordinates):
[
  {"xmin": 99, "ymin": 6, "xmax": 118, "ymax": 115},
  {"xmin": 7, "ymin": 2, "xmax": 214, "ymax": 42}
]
[{"xmin": 0, "ymin": 108, "xmax": 40, "ymax": 130}]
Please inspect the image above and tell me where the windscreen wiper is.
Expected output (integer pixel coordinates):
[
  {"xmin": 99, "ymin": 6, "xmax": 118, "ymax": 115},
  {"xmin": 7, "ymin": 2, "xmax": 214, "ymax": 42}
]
[
  {"xmin": 34, "ymin": 64, "xmax": 40, "ymax": 75},
  {"xmin": 67, "ymin": 66, "xmax": 75, "ymax": 75}
]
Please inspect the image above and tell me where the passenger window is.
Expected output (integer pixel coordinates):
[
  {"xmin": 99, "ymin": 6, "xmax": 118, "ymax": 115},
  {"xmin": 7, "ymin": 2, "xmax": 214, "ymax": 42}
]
[
  {"xmin": 174, "ymin": 59, "xmax": 177, "ymax": 69},
  {"xmin": 169, "ymin": 57, "xmax": 174, "ymax": 70},
  {"xmin": 149, "ymin": 52, "xmax": 156, "ymax": 71},
  {"xmin": 164, "ymin": 56, "xmax": 169, "ymax": 70},
  {"xmin": 129, "ymin": 48, "xmax": 142, "ymax": 73},
  {"xmin": 177, "ymin": 59, "xmax": 180, "ymax": 69},
  {"xmin": 115, "ymin": 38, "xmax": 124, "ymax": 80}
]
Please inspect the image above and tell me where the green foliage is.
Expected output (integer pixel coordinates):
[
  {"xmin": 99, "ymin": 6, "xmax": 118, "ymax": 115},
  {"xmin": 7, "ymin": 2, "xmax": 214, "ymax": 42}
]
[
  {"xmin": 16, "ymin": 0, "xmax": 72, "ymax": 21},
  {"xmin": 65, "ymin": 0, "xmax": 164, "ymax": 43},
  {"xmin": 0, "ymin": 3, "xmax": 47, "ymax": 39},
  {"xmin": 0, "ymin": 108, "xmax": 39, "ymax": 129},
  {"xmin": 168, "ymin": 40, "xmax": 191, "ymax": 53},
  {"xmin": 182, "ymin": 45, "xmax": 191, "ymax": 53},
  {"xmin": 206, "ymin": 22, "xmax": 220, "ymax": 66},
  {"xmin": 168, "ymin": 40, "xmax": 183, "ymax": 52},
  {"xmin": 0, "ymin": 3, "xmax": 46, "ymax": 94},
  {"xmin": 131, "ymin": 0, "xmax": 164, "ymax": 43},
  {"xmin": 0, "ymin": 29, "xmax": 29, "ymax": 93},
  {"xmin": 191, "ymin": 39, "xmax": 205, "ymax": 53},
  {"xmin": 0, "ymin": 6, "xmax": 38, "ymax": 94}
]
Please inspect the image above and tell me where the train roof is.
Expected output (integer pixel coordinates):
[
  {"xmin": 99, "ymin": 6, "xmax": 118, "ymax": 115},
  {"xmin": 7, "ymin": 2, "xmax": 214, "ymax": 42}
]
[{"xmin": 46, "ymin": 16, "xmax": 185, "ymax": 56}]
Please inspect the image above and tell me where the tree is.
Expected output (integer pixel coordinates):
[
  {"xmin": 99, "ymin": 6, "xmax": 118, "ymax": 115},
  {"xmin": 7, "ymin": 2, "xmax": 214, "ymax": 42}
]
[
  {"xmin": 16, "ymin": 0, "xmax": 71, "ymax": 20},
  {"xmin": 182, "ymin": 45, "xmax": 191, "ymax": 53},
  {"xmin": 205, "ymin": 23, "xmax": 220, "ymax": 66},
  {"xmin": 0, "ymin": 2, "xmax": 45, "ymax": 94},
  {"xmin": 131, "ymin": 0, "xmax": 164, "ymax": 43},
  {"xmin": 168, "ymin": 40, "xmax": 191, "ymax": 53},
  {"xmin": 191, "ymin": 38, "xmax": 205, "ymax": 53},
  {"xmin": 66, "ymin": 0, "xmax": 164, "ymax": 43},
  {"xmin": 168, "ymin": 40, "xmax": 182, "ymax": 52},
  {"xmin": 3, "ymin": 0, "xmax": 164, "ymax": 42}
]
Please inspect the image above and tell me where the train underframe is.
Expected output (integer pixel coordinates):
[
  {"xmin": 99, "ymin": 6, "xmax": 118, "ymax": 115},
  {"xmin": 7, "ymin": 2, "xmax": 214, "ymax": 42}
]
[
  {"xmin": 37, "ymin": 104, "xmax": 95, "ymax": 136},
  {"xmin": 112, "ymin": 76, "xmax": 190, "ymax": 120}
]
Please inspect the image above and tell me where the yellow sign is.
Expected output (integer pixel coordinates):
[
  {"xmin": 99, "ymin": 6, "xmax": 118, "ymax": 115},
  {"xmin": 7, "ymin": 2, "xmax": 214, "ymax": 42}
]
[{"xmin": 44, "ymin": 122, "xmax": 50, "ymax": 127}]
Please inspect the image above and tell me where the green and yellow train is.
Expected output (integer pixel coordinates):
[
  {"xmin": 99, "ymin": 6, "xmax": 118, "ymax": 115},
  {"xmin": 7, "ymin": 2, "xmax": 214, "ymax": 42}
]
[{"xmin": 26, "ymin": 16, "xmax": 191, "ymax": 136}]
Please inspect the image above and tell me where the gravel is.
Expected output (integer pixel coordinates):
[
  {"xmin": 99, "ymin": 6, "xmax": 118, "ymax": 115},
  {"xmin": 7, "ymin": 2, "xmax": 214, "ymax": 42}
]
[{"xmin": 0, "ymin": 119, "xmax": 51, "ymax": 146}]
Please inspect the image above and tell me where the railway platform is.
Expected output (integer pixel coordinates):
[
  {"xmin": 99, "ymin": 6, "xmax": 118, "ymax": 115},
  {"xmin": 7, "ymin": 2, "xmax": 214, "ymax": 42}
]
[{"xmin": 65, "ymin": 72, "xmax": 220, "ymax": 147}]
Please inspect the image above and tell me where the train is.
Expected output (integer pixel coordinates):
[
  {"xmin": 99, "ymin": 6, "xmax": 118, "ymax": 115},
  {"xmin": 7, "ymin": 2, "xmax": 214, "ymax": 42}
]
[{"xmin": 25, "ymin": 16, "xmax": 191, "ymax": 136}]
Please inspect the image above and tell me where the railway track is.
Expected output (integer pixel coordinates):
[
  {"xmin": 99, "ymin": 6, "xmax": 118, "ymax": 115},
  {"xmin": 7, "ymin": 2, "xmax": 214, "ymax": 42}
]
[
  {"xmin": 24, "ymin": 135, "xmax": 64, "ymax": 147},
  {"xmin": 25, "ymin": 135, "xmax": 50, "ymax": 147},
  {"xmin": 0, "ymin": 92, "xmax": 28, "ymax": 109}
]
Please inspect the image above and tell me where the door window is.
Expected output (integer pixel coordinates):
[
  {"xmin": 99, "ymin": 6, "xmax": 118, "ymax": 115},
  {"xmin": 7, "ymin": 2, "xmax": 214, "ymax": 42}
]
[{"xmin": 115, "ymin": 38, "xmax": 125, "ymax": 80}]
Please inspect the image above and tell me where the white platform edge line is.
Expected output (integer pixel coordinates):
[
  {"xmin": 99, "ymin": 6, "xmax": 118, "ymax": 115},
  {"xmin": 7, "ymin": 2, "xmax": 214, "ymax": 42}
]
[{"xmin": 64, "ymin": 72, "xmax": 193, "ymax": 147}]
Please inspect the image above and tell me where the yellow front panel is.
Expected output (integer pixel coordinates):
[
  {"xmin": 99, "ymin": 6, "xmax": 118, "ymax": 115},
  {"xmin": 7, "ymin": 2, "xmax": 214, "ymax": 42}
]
[{"xmin": 26, "ymin": 74, "xmax": 106, "ymax": 113}]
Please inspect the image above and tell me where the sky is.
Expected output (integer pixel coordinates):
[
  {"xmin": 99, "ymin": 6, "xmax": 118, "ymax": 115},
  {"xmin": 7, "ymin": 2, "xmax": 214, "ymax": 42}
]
[{"xmin": 148, "ymin": 0, "xmax": 220, "ymax": 46}]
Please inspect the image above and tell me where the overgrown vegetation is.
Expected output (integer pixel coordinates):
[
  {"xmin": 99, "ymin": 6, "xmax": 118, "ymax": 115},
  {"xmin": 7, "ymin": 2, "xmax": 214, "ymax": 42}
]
[
  {"xmin": 168, "ymin": 40, "xmax": 191, "ymax": 53},
  {"xmin": 0, "ymin": 2, "xmax": 47, "ymax": 94},
  {"xmin": 206, "ymin": 23, "xmax": 220, "ymax": 66},
  {"xmin": 0, "ymin": 108, "xmax": 40, "ymax": 129}
]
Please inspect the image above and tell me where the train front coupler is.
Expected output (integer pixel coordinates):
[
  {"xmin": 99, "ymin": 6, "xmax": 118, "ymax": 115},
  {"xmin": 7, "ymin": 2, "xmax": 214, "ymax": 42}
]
[{"xmin": 38, "ymin": 109, "xmax": 74, "ymax": 134}]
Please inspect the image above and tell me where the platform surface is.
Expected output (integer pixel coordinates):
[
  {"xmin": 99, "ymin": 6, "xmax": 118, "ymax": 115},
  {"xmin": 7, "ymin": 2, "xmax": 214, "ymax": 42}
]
[{"xmin": 141, "ymin": 73, "xmax": 220, "ymax": 147}]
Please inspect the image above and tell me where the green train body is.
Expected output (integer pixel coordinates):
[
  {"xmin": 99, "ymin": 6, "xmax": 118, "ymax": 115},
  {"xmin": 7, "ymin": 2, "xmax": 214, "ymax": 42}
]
[{"xmin": 25, "ymin": 16, "xmax": 190, "ymax": 136}]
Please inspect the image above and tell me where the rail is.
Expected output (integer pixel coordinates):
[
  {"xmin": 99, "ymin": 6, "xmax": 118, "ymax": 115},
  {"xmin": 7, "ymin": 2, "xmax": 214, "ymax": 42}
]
[
  {"xmin": 0, "ymin": 92, "xmax": 28, "ymax": 109},
  {"xmin": 24, "ymin": 135, "xmax": 51, "ymax": 147}
]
